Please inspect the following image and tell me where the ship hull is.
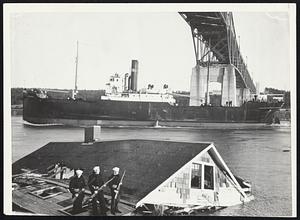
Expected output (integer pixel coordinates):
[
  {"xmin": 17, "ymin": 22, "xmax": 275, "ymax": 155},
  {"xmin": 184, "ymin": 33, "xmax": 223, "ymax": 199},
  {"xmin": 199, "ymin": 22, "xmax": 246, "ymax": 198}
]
[
  {"xmin": 23, "ymin": 95, "xmax": 271, "ymax": 127},
  {"xmin": 23, "ymin": 116, "xmax": 272, "ymax": 129}
]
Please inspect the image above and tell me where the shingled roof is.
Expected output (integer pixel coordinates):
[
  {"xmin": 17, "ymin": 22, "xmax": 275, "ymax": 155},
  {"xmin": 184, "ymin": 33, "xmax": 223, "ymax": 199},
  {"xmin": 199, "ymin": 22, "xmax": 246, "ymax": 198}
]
[{"xmin": 12, "ymin": 139, "xmax": 211, "ymax": 203}]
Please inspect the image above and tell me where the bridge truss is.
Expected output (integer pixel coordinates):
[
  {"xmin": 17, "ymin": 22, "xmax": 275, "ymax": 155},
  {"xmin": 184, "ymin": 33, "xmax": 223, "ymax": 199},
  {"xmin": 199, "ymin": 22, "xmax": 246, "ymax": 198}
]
[{"xmin": 179, "ymin": 12, "xmax": 256, "ymax": 93}]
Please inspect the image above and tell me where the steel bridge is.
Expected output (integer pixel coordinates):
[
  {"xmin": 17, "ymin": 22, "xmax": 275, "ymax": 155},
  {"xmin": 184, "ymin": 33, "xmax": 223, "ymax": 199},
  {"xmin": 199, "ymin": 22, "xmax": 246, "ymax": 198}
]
[{"xmin": 179, "ymin": 12, "xmax": 256, "ymax": 94}]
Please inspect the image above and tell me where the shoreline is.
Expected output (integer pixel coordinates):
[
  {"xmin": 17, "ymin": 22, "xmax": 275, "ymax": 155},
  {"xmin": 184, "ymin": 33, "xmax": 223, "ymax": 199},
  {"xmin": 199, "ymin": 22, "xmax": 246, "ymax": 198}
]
[{"xmin": 11, "ymin": 105, "xmax": 23, "ymax": 116}]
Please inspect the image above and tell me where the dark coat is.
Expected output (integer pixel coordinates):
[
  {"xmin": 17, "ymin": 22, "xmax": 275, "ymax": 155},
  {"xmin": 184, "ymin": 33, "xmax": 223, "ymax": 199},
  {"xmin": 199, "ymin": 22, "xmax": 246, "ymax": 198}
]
[
  {"xmin": 108, "ymin": 174, "xmax": 121, "ymax": 191},
  {"xmin": 69, "ymin": 175, "xmax": 86, "ymax": 195},
  {"xmin": 88, "ymin": 173, "xmax": 105, "ymax": 193}
]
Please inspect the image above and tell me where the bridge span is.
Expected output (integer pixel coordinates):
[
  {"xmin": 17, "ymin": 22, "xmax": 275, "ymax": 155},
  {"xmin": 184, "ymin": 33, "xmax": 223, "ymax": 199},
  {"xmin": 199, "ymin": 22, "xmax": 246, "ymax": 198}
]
[{"xmin": 179, "ymin": 12, "xmax": 256, "ymax": 107}]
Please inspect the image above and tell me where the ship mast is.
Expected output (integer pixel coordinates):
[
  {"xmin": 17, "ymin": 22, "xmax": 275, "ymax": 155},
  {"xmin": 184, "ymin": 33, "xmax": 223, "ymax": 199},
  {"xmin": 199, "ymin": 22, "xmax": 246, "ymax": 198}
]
[{"xmin": 72, "ymin": 41, "xmax": 79, "ymax": 99}]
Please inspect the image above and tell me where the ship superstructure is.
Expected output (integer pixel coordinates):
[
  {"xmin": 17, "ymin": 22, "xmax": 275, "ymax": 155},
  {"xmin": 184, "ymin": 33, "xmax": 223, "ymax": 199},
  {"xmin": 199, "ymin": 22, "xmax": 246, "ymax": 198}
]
[{"xmin": 102, "ymin": 60, "xmax": 176, "ymax": 105}]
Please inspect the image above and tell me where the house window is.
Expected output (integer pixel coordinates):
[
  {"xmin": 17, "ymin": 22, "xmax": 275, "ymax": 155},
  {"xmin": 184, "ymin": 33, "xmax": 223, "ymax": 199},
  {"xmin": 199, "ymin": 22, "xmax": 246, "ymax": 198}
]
[
  {"xmin": 191, "ymin": 163, "xmax": 202, "ymax": 189},
  {"xmin": 204, "ymin": 165, "xmax": 214, "ymax": 190}
]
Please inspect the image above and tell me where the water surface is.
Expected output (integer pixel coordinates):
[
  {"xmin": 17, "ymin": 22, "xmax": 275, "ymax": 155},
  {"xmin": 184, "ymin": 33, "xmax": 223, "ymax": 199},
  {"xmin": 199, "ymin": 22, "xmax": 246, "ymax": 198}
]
[{"xmin": 11, "ymin": 116, "xmax": 292, "ymax": 216}]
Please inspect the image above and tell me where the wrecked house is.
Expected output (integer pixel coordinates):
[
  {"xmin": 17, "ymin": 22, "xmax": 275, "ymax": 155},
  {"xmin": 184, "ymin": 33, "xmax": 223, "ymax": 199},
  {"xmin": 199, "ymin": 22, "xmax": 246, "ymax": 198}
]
[
  {"xmin": 135, "ymin": 141, "xmax": 253, "ymax": 213},
  {"xmin": 12, "ymin": 139, "xmax": 253, "ymax": 215}
]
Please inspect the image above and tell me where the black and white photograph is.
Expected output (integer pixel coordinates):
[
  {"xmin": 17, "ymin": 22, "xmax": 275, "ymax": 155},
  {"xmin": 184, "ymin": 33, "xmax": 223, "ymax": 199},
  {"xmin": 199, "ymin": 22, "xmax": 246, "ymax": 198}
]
[{"xmin": 3, "ymin": 3, "xmax": 296, "ymax": 217}]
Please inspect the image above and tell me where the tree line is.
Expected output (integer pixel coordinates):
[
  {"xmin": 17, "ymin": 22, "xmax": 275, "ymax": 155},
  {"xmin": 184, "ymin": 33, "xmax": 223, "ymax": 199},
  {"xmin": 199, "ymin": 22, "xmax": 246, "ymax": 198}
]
[
  {"xmin": 264, "ymin": 87, "xmax": 290, "ymax": 108},
  {"xmin": 11, "ymin": 88, "xmax": 106, "ymax": 106}
]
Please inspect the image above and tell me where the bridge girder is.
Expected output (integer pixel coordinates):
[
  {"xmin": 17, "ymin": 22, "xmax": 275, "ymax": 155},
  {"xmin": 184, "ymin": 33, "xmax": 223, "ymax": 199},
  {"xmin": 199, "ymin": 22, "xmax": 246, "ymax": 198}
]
[{"xmin": 179, "ymin": 12, "xmax": 256, "ymax": 94}]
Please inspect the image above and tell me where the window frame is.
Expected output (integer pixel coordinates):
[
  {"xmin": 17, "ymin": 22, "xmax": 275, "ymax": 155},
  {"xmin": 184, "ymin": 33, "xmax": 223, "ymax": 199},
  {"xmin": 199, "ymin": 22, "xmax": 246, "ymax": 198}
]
[
  {"xmin": 203, "ymin": 164, "xmax": 215, "ymax": 190},
  {"xmin": 190, "ymin": 161, "xmax": 215, "ymax": 191},
  {"xmin": 190, "ymin": 163, "xmax": 202, "ymax": 189}
]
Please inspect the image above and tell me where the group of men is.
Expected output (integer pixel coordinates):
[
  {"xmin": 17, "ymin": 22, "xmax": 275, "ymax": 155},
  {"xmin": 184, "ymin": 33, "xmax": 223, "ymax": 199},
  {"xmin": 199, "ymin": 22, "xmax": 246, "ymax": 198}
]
[{"xmin": 69, "ymin": 166, "xmax": 122, "ymax": 216}]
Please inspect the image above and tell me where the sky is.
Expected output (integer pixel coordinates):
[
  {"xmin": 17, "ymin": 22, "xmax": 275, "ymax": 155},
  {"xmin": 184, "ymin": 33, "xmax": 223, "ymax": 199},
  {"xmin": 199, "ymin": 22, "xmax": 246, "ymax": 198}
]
[{"xmin": 8, "ymin": 8, "xmax": 291, "ymax": 92}]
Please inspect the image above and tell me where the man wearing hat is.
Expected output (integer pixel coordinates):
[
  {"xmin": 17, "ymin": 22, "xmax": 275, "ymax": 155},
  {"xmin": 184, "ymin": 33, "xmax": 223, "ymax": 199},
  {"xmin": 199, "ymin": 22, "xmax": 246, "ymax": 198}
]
[
  {"xmin": 88, "ymin": 166, "xmax": 107, "ymax": 216},
  {"xmin": 69, "ymin": 168, "xmax": 86, "ymax": 214},
  {"xmin": 107, "ymin": 167, "xmax": 122, "ymax": 215}
]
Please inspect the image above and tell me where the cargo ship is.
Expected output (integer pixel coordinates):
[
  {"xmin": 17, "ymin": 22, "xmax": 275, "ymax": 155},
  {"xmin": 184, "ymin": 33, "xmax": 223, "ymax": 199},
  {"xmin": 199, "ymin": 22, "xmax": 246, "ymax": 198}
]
[{"xmin": 23, "ymin": 44, "xmax": 283, "ymax": 127}]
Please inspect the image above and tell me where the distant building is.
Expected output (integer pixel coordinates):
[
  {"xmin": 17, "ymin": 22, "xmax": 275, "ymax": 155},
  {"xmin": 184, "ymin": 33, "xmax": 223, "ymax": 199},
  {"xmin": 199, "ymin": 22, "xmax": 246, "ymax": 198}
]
[
  {"xmin": 250, "ymin": 93, "xmax": 284, "ymax": 103},
  {"xmin": 266, "ymin": 94, "xmax": 284, "ymax": 102}
]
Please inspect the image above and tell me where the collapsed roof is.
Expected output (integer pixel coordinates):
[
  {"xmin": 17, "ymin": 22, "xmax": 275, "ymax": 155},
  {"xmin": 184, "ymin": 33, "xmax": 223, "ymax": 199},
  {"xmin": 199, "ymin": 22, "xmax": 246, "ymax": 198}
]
[{"xmin": 12, "ymin": 139, "xmax": 211, "ymax": 203}]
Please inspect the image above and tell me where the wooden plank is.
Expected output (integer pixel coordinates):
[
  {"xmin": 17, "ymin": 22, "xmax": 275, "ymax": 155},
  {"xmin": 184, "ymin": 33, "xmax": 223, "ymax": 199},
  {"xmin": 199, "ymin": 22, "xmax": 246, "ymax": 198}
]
[
  {"xmin": 46, "ymin": 193, "xmax": 71, "ymax": 205},
  {"xmin": 12, "ymin": 169, "xmax": 38, "ymax": 178},
  {"xmin": 13, "ymin": 180, "xmax": 134, "ymax": 216},
  {"xmin": 13, "ymin": 190, "xmax": 66, "ymax": 215}
]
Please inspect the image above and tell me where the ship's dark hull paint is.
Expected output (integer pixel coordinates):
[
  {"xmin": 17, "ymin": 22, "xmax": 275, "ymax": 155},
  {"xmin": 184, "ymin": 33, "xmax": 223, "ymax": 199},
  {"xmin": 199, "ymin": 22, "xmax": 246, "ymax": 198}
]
[{"xmin": 23, "ymin": 96, "xmax": 270, "ymax": 127}]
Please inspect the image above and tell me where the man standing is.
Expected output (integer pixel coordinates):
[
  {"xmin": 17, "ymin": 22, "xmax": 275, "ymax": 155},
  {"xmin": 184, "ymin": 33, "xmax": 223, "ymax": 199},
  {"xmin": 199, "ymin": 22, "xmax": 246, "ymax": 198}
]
[
  {"xmin": 108, "ymin": 167, "xmax": 122, "ymax": 215},
  {"xmin": 69, "ymin": 168, "xmax": 86, "ymax": 214},
  {"xmin": 88, "ymin": 166, "xmax": 107, "ymax": 216}
]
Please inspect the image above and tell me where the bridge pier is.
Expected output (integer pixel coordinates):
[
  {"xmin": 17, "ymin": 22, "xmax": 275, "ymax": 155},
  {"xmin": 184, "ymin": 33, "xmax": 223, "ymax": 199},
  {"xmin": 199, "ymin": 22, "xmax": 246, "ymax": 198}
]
[
  {"xmin": 242, "ymin": 88, "xmax": 251, "ymax": 102},
  {"xmin": 190, "ymin": 64, "xmax": 241, "ymax": 107},
  {"xmin": 221, "ymin": 64, "xmax": 237, "ymax": 106},
  {"xmin": 190, "ymin": 65, "xmax": 205, "ymax": 106}
]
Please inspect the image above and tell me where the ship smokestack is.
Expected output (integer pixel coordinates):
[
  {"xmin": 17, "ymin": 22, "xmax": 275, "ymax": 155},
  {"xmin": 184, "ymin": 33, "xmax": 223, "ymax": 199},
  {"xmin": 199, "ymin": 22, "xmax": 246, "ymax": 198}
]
[{"xmin": 130, "ymin": 60, "xmax": 138, "ymax": 91}]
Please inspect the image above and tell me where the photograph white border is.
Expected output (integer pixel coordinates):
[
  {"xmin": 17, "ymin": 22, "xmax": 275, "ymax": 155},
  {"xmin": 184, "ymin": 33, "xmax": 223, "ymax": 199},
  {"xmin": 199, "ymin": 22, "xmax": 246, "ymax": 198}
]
[{"xmin": 3, "ymin": 3, "xmax": 296, "ymax": 216}]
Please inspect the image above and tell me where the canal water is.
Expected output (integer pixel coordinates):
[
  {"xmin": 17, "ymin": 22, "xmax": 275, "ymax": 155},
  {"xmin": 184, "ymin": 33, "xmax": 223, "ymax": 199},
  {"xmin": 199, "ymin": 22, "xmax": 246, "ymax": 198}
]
[{"xmin": 11, "ymin": 116, "xmax": 292, "ymax": 216}]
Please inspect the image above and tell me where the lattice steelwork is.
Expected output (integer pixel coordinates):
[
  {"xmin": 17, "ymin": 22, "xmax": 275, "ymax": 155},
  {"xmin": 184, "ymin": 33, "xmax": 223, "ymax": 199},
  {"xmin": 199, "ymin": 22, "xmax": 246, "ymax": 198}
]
[{"xmin": 179, "ymin": 12, "xmax": 256, "ymax": 93}]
